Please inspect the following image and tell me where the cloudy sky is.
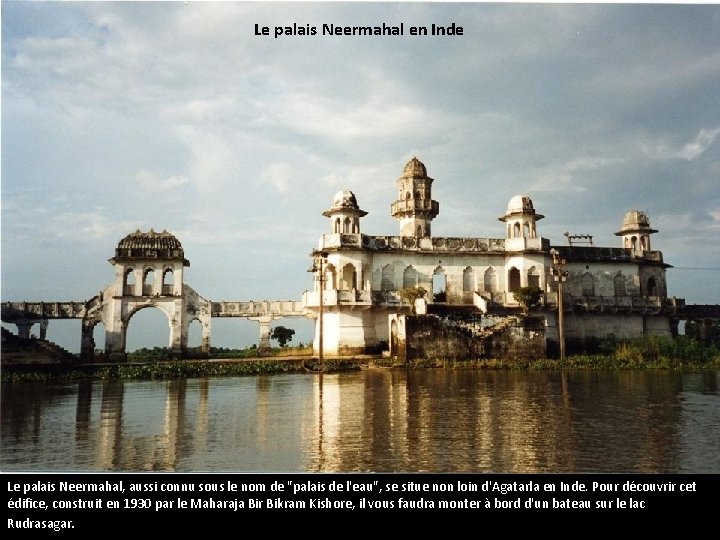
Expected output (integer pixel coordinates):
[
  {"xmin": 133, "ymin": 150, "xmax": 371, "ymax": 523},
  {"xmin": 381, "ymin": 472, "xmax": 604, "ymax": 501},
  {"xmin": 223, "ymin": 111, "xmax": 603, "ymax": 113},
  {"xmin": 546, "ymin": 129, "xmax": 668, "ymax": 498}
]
[{"xmin": 2, "ymin": 1, "xmax": 719, "ymax": 352}]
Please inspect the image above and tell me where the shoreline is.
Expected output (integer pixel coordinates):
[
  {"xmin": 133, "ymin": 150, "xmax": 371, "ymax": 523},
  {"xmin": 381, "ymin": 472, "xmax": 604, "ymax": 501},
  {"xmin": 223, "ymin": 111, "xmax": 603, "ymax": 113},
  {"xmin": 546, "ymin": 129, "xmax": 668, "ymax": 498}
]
[{"xmin": 2, "ymin": 353, "xmax": 718, "ymax": 383}]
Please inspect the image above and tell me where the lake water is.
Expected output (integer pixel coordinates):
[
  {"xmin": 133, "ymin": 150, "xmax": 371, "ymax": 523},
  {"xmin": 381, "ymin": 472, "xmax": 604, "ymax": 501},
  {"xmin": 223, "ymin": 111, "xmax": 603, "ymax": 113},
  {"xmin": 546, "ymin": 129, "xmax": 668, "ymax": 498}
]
[{"xmin": 2, "ymin": 368, "xmax": 718, "ymax": 473}]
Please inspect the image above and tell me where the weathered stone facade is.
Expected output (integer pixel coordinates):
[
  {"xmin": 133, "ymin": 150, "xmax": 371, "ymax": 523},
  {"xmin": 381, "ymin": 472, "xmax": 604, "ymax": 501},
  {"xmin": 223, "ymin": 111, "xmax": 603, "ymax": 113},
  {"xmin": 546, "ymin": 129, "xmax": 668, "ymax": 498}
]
[
  {"xmin": 86, "ymin": 229, "xmax": 212, "ymax": 361},
  {"xmin": 303, "ymin": 157, "xmax": 681, "ymax": 359}
]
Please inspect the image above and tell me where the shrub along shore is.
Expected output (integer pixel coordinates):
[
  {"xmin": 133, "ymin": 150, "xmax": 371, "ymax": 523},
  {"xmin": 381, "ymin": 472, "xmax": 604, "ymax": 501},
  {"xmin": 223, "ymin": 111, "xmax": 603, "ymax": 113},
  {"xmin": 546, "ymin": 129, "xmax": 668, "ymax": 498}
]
[{"xmin": 1, "ymin": 335, "xmax": 718, "ymax": 383}]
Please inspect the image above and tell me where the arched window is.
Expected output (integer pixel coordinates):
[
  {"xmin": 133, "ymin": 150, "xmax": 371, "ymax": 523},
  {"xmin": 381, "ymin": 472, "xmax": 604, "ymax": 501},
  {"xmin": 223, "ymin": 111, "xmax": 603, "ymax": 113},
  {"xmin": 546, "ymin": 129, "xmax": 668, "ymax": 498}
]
[
  {"xmin": 343, "ymin": 217, "xmax": 351, "ymax": 233},
  {"xmin": 507, "ymin": 224, "xmax": 512, "ymax": 238},
  {"xmin": 416, "ymin": 225, "xmax": 423, "ymax": 237},
  {"xmin": 523, "ymin": 222, "xmax": 530, "ymax": 238},
  {"xmin": 463, "ymin": 267, "xmax": 474, "ymax": 292},
  {"xmin": 403, "ymin": 265, "xmax": 418, "ymax": 289},
  {"xmin": 432, "ymin": 267, "xmax": 447, "ymax": 302},
  {"xmin": 527, "ymin": 266, "xmax": 540, "ymax": 288},
  {"xmin": 406, "ymin": 192, "xmax": 411, "ymax": 200},
  {"xmin": 123, "ymin": 268, "xmax": 136, "ymax": 296},
  {"xmin": 381, "ymin": 264, "xmax": 395, "ymax": 291},
  {"xmin": 334, "ymin": 218, "xmax": 341, "ymax": 233},
  {"xmin": 352, "ymin": 219, "xmax": 359, "ymax": 233},
  {"xmin": 508, "ymin": 267, "xmax": 521, "ymax": 293},
  {"xmin": 484, "ymin": 267, "xmax": 497, "ymax": 293},
  {"xmin": 340, "ymin": 263, "xmax": 356, "ymax": 290},
  {"xmin": 631, "ymin": 236, "xmax": 637, "ymax": 250},
  {"xmin": 640, "ymin": 236, "xmax": 647, "ymax": 250},
  {"xmin": 513, "ymin": 223, "xmax": 521, "ymax": 238},
  {"xmin": 124, "ymin": 268, "xmax": 135, "ymax": 285},
  {"xmin": 162, "ymin": 269, "xmax": 174, "ymax": 295},
  {"xmin": 143, "ymin": 268, "xmax": 155, "ymax": 296},
  {"xmin": 582, "ymin": 272, "xmax": 594, "ymax": 296},
  {"xmin": 324, "ymin": 263, "xmax": 337, "ymax": 290},
  {"xmin": 614, "ymin": 273, "xmax": 626, "ymax": 296},
  {"xmin": 646, "ymin": 277, "xmax": 658, "ymax": 297}
]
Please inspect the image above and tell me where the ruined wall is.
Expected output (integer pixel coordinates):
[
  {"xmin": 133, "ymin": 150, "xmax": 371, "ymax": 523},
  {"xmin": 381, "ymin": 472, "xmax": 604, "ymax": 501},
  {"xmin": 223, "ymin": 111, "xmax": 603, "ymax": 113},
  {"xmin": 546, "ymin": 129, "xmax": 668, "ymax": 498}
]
[
  {"xmin": 484, "ymin": 317, "xmax": 546, "ymax": 360},
  {"xmin": 393, "ymin": 313, "xmax": 545, "ymax": 361},
  {"xmin": 403, "ymin": 314, "xmax": 485, "ymax": 361}
]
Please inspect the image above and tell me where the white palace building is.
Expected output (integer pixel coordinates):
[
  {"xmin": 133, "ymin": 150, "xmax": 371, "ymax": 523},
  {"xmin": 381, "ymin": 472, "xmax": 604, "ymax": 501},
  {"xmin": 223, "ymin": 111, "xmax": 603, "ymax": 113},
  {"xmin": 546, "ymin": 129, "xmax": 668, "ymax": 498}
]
[{"xmin": 302, "ymin": 157, "xmax": 682, "ymax": 358}]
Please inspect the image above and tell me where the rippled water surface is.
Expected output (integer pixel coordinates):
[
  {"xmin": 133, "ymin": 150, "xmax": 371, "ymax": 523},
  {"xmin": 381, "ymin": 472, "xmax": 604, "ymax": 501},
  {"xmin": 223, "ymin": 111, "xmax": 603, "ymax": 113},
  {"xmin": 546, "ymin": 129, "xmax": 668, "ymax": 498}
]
[{"xmin": 2, "ymin": 369, "xmax": 718, "ymax": 473}]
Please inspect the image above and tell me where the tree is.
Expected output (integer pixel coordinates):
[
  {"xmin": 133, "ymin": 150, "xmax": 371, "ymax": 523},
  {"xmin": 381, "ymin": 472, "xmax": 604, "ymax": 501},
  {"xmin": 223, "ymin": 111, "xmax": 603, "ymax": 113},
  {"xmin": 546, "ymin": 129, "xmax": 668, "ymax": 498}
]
[
  {"xmin": 270, "ymin": 326, "xmax": 295, "ymax": 347},
  {"xmin": 513, "ymin": 286, "xmax": 543, "ymax": 314},
  {"xmin": 398, "ymin": 286, "xmax": 427, "ymax": 305},
  {"xmin": 398, "ymin": 287, "xmax": 428, "ymax": 313}
]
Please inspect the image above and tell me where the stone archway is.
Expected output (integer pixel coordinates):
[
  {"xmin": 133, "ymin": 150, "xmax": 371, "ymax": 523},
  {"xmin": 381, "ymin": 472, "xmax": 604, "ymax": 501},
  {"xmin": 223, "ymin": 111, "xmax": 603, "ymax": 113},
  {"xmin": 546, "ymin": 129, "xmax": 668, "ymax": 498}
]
[
  {"xmin": 80, "ymin": 230, "xmax": 211, "ymax": 362},
  {"xmin": 123, "ymin": 304, "xmax": 172, "ymax": 352}
]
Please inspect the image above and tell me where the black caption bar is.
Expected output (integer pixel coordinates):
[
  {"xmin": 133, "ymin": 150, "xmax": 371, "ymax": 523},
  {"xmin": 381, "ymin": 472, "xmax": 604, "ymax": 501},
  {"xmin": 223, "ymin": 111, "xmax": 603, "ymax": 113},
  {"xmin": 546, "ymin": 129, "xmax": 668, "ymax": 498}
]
[{"xmin": 3, "ymin": 472, "xmax": 716, "ymax": 532}]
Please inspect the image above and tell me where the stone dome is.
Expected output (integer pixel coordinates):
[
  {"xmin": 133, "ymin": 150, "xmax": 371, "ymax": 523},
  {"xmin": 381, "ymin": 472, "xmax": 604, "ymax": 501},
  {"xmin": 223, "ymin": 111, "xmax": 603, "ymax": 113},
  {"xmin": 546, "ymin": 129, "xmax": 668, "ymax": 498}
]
[
  {"xmin": 331, "ymin": 190, "xmax": 360, "ymax": 210},
  {"xmin": 403, "ymin": 157, "xmax": 427, "ymax": 177},
  {"xmin": 622, "ymin": 210, "xmax": 650, "ymax": 228},
  {"xmin": 499, "ymin": 194, "xmax": 544, "ymax": 223},
  {"xmin": 113, "ymin": 229, "xmax": 188, "ymax": 263},
  {"xmin": 616, "ymin": 210, "xmax": 658, "ymax": 235},
  {"xmin": 506, "ymin": 194, "xmax": 535, "ymax": 214},
  {"xmin": 323, "ymin": 190, "xmax": 367, "ymax": 218}
]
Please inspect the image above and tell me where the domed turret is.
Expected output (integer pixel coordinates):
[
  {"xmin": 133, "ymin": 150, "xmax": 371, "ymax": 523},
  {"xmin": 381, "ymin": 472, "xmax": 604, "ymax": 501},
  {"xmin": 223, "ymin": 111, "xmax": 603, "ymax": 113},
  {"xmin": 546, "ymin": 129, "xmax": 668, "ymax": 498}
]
[
  {"xmin": 499, "ymin": 194, "xmax": 544, "ymax": 241},
  {"xmin": 328, "ymin": 191, "xmax": 362, "ymax": 212},
  {"xmin": 109, "ymin": 228, "xmax": 189, "ymax": 299},
  {"xmin": 506, "ymin": 194, "xmax": 537, "ymax": 215},
  {"xmin": 113, "ymin": 229, "xmax": 188, "ymax": 264},
  {"xmin": 615, "ymin": 210, "xmax": 658, "ymax": 252},
  {"xmin": 403, "ymin": 157, "xmax": 427, "ymax": 177},
  {"xmin": 390, "ymin": 157, "xmax": 439, "ymax": 237},
  {"xmin": 323, "ymin": 190, "xmax": 367, "ymax": 234}
]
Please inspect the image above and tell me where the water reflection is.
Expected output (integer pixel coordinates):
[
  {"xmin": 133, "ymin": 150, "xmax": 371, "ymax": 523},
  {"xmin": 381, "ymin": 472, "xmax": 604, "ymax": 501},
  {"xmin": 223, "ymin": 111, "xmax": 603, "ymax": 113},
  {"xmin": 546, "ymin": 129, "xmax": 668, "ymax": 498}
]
[{"xmin": 1, "ymin": 369, "xmax": 718, "ymax": 473}]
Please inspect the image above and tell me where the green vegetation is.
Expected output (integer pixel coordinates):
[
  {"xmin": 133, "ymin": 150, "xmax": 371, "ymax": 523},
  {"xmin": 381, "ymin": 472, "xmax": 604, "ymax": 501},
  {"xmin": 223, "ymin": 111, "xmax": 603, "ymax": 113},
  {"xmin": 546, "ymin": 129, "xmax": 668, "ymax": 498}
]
[
  {"xmin": 125, "ymin": 344, "xmax": 312, "ymax": 362},
  {"xmin": 512, "ymin": 286, "xmax": 543, "ymax": 314},
  {"xmin": 270, "ymin": 325, "xmax": 295, "ymax": 347},
  {"xmin": 398, "ymin": 287, "xmax": 427, "ymax": 307},
  {"xmin": 1, "ymin": 357, "xmax": 362, "ymax": 383},
  {"xmin": 2, "ymin": 335, "xmax": 717, "ymax": 383},
  {"xmin": 684, "ymin": 319, "xmax": 720, "ymax": 348}
]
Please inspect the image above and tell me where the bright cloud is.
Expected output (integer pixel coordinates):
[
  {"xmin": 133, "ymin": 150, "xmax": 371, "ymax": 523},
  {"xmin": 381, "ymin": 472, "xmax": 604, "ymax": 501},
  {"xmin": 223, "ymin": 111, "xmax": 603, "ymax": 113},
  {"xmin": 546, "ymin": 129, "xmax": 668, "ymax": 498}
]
[
  {"xmin": 135, "ymin": 169, "xmax": 190, "ymax": 193},
  {"xmin": 2, "ymin": 1, "xmax": 719, "ymax": 313}
]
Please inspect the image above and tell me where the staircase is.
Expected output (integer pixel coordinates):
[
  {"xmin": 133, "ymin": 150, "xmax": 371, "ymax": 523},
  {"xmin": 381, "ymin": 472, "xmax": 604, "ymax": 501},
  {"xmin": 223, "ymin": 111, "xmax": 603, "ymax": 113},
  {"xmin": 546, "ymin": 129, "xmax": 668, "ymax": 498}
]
[{"xmin": 1, "ymin": 328, "xmax": 78, "ymax": 365}]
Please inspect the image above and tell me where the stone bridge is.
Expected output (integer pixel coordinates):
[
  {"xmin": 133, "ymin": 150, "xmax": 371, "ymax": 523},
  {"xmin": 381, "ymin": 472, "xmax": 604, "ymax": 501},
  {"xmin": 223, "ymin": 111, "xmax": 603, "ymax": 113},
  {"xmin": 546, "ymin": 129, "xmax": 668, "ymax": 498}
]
[
  {"xmin": 1, "ymin": 229, "xmax": 312, "ymax": 362},
  {"xmin": 1, "ymin": 297, "xmax": 309, "ymax": 362}
]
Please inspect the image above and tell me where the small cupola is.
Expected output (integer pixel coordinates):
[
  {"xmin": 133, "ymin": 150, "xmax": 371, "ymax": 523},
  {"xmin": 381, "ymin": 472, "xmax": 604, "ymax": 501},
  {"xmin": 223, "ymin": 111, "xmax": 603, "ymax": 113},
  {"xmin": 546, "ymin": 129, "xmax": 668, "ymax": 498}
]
[
  {"xmin": 499, "ymin": 194, "xmax": 544, "ymax": 239},
  {"xmin": 615, "ymin": 210, "xmax": 658, "ymax": 253},
  {"xmin": 322, "ymin": 190, "xmax": 367, "ymax": 234}
]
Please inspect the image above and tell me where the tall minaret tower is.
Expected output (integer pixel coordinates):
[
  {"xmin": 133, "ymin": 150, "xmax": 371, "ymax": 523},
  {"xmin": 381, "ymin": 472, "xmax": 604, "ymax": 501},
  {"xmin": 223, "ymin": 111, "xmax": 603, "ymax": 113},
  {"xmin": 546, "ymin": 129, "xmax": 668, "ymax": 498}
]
[
  {"xmin": 390, "ymin": 157, "xmax": 439, "ymax": 237},
  {"xmin": 615, "ymin": 210, "xmax": 658, "ymax": 253}
]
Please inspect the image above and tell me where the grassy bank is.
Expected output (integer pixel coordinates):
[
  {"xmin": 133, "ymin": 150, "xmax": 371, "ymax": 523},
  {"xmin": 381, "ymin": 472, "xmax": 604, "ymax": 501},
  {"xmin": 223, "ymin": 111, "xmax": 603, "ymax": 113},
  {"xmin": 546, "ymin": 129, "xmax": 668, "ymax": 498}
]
[
  {"xmin": 0, "ymin": 357, "xmax": 369, "ymax": 383},
  {"xmin": 2, "ymin": 336, "xmax": 718, "ymax": 383}
]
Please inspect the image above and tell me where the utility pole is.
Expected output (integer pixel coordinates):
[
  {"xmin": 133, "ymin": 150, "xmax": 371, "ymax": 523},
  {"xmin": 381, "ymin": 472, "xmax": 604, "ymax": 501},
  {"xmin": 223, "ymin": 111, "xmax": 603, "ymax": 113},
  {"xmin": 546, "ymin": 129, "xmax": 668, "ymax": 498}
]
[
  {"xmin": 550, "ymin": 248, "xmax": 568, "ymax": 361},
  {"xmin": 310, "ymin": 250, "xmax": 328, "ymax": 370}
]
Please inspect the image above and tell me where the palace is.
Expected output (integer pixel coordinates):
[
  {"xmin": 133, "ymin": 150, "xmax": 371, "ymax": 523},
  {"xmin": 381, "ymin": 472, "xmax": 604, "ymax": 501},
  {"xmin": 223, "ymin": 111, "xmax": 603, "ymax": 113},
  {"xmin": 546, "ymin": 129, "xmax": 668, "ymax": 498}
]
[
  {"xmin": 302, "ymin": 157, "xmax": 682, "ymax": 358},
  {"xmin": 5, "ymin": 156, "xmax": 706, "ymax": 364}
]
